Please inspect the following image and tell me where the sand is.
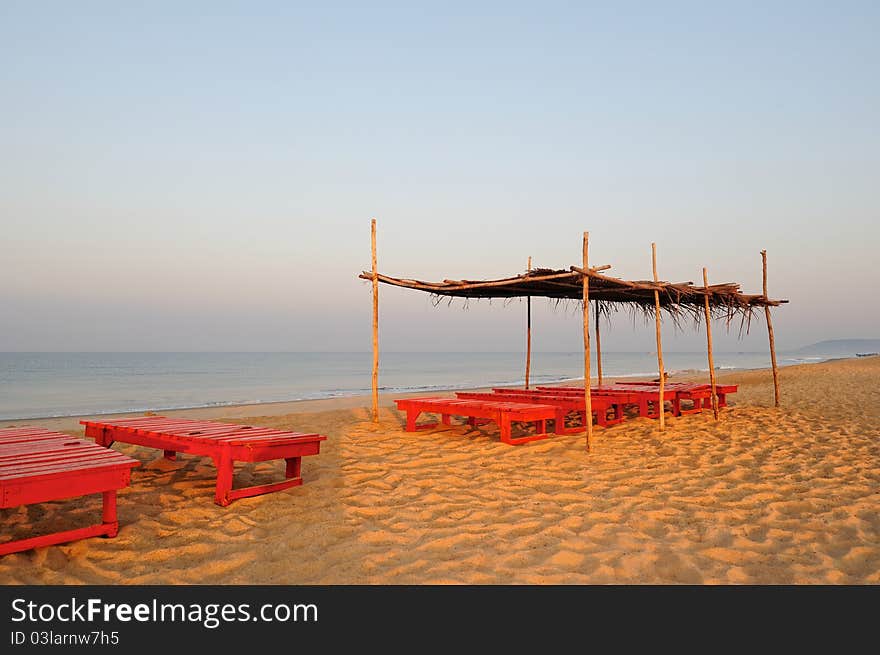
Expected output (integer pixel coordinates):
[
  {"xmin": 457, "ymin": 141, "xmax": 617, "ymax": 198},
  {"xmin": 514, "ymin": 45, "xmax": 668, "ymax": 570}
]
[{"xmin": 1, "ymin": 356, "xmax": 879, "ymax": 584}]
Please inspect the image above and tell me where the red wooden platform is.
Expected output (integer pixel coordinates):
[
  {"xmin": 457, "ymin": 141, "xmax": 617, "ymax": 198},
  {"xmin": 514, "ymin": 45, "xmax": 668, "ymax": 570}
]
[
  {"xmin": 460, "ymin": 390, "xmax": 626, "ymax": 431},
  {"xmin": 82, "ymin": 417, "xmax": 326, "ymax": 507},
  {"xmin": 394, "ymin": 398, "xmax": 557, "ymax": 445},
  {"xmin": 0, "ymin": 427, "xmax": 139, "ymax": 556},
  {"xmin": 613, "ymin": 381, "xmax": 738, "ymax": 409},
  {"xmin": 706, "ymin": 385, "xmax": 737, "ymax": 407},
  {"xmin": 534, "ymin": 385, "xmax": 673, "ymax": 418}
]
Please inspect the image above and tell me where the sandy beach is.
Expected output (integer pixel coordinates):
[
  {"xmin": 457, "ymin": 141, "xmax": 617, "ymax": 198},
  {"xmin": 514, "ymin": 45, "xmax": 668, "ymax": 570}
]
[{"xmin": 1, "ymin": 356, "xmax": 879, "ymax": 584}]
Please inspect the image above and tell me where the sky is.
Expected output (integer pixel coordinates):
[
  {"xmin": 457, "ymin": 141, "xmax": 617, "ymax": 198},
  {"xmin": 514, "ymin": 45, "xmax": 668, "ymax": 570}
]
[{"xmin": 1, "ymin": 1, "xmax": 878, "ymax": 353}]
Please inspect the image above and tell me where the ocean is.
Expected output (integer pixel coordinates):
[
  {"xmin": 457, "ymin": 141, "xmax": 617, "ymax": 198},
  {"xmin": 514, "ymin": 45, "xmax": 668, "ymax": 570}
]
[{"xmin": 0, "ymin": 350, "xmax": 832, "ymax": 421}]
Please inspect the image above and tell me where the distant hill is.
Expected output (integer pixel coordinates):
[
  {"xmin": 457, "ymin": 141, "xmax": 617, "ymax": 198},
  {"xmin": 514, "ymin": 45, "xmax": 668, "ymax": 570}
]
[{"xmin": 796, "ymin": 339, "xmax": 880, "ymax": 356}]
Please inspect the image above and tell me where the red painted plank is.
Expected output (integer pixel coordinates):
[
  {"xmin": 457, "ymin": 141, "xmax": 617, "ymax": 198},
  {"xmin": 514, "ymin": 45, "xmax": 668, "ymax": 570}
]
[
  {"xmin": 81, "ymin": 417, "xmax": 326, "ymax": 506},
  {"xmin": 0, "ymin": 429, "xmax": 139, "ymax": 554}
]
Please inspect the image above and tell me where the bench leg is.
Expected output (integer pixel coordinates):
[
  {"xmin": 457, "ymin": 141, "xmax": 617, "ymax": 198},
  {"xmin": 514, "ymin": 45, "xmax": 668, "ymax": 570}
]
[
  {"xmin": 214, "ymin": 451, "xmax": 234, "ymax": 507},
  {"xmin": 405, "ymin": 408, "xmax": 439, "ymax": 431},
  {"xmin": 703, "ymin": 394, "xmax": 728, "ymax": 408},
  {"xmin": 441, "ymin": 414, "xmax": 451, "ymax": 425},
  {"xmin": 595, "ymin": 406, "xmax": 607, "ymax": 427},
  {"xmin": 0, "ymin": 490, "xmax": 123, "ymax": 556},
  {"xmin": 683, "ymin": 398, "xmax": 704, "ymax": 415},
  {"xmin": 285, "ymin": 456, "xmax": 302, "ymax": 479},
  {"xmin": 604, "ymin": 403, "xmax": 625, "ymax": 426},
  {"xmin": 94, "ymin": 428, "xmax": 114, "ymax": 448},
  {"xmin": 553, "ymin": 409, "xmax": 579, "ymax": 435},
  {"xmin": 500, "ymin": 416, "xmax": 554, "ymax": 445},
  {"xmin": 499, "ymin": 415, "xmax": 513, "ymax": 444},
  {"xmin": 163, "ymin": 449, "xmax": 176, "ymax": 461},
  {"xmin": 212, "ymin": 450, "xmax": 308, "ymax": 507},
  {"xmin": 102, "ymin": 490, "xmax": 119, "ymax": 537}
]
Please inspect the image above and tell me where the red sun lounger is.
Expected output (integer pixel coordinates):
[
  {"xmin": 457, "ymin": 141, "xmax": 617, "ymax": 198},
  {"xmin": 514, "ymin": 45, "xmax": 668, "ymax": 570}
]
[
  {"xmin": 611, "ymin": 382, "xmax": 712, "ymax": 415},
  {"xmin": 82, "ymin": 417, "xmax": 326, "ymax": 507},
  {"xmin": 394, "ymin": 398, "xmax": 557, "ymax": 445},
  {"xmin": 460, "ymin": 391, "xmax": 626, "ymax": 431},
  {"xmin": 0, "ymin": 427, "xmax": 139, "ymax": 556},
  {"xmin": 613, "ymin": 381, "xmax": 738, "ymax": 410},
  {"xmin": 534, "ymin": 385, "xmax": 674, "ymax": 419},
  {"xmin": 704, "ymin": 384, "xmax": 737, "ymax": 408}
]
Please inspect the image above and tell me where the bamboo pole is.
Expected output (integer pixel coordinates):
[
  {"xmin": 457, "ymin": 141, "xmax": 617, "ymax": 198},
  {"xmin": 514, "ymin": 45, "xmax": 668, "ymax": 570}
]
[
  {"xmin": 761, "ymin": 250, "xmax": 780, "ymax": 407},
  {"xmin": 583, "ymin": 232, "xmax": 593, "ymax": 452},
  {"xmin": 371, "ymin": 219, "xmax": 379, "ymax": 423},
  {"xmin": 594, "ymin": 301, "xmax": 603, "ymax": 386},
  {"xmin": 525, "ymin": 256, "xmax": 532, "ymax": 389},
  {"xmin": 652, "ymin": 243, "xmax": 665, "ymax": 431},
  {"xmin": 702, "ymin": 268, "xmax": 719, "ymax": 420}
]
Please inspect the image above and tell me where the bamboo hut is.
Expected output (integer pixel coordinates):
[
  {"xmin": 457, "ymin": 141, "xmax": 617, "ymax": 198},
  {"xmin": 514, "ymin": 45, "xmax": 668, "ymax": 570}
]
[{"xmin": 360, "ymin": 225, "xmax": 787, "ymax": 447}]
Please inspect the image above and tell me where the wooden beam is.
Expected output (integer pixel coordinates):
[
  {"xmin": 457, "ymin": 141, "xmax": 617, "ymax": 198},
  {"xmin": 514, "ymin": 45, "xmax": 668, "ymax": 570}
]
[
  {"xmin": 525, "ymin": 256, "xmax": 532, "ymax": 389},
  {"xmin": 594, "ymin": 301, "xmax": 603, "ymax": 386},
  {"xmin": 703, "ymin": 268, "xmax": 719, "ymax": 420},
  {"xmin": 569, "ymin": 264, "xmax": 613, "ymax": 274},
  {"xmin": 363, "ymin": 270, "xmax": 582, "ymax": 292},
  {"xmin": 583, "ymin": 232, "xmax": 593, "ymax": 452},
  {"xmin": 762, "ymin": 250, "xmax": 780, "ymax": 407},
  {"xmin": 652, "ymin": 243, "xmax": 665, "ymax": 431},
  {"xmin": 371, "ymin": 219, "xmax": 379, "ymax": 423}
]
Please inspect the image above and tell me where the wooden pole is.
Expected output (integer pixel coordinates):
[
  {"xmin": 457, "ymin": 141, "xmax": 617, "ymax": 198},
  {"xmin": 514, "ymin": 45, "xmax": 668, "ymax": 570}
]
[
  {"xmin": 594, "ymin": 301, "xmax": 603, "ymax": 386},
  {"xmin": 652, "ymin": 243, "xmax": 665, "ymax": 431},
  {"xmin": 702, "ymin": 268, "xmax": 719, "ymax": 420},
  {"xmin": 583, "ymin": 232, "xmax": 593, "ymax": 452},
  {"xmin": 371, "ymin": 219, "xmax": 379, "ymax": 423},
  {"xmin": 525, "ymin": 256, "xmax": 532, "ymax": 389},
  {"xmin": 762, "ymin": 250, "xmax": 780, "ymax": 407}
]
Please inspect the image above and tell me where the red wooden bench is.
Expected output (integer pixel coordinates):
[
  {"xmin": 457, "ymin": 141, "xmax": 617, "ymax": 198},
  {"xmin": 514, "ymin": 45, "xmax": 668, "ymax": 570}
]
[
  {"xmin": 1, "ymin": 427, "xmax": 139, "ymax": 556},
  {"xmin": 614, "ymin": 381, "xmax": 738, "ymax": 410},
  {"xmin": 394, "ymin": 398, "xmax": 557, "ymax": 445},
  {"xmin": 535, "ymin": 385, "xmax": 673, "ymax": 419},
  {"xmin": 82, "ymin": 417, "xmax": 326, "ymax": 507},
  {"xmin": 613, "ymin": 382, "xmax": 711, "ymax": 415},
  {"xmin": 704, "ymin": 384, "xmax": 737, "ymax": 408},
  {"xmin": 464, "ymin": 390, "xmax": 626, "ymax": 430},
  {"xmin": 671, "ymin": 388, "xmax": 712, "ymax": 415}
]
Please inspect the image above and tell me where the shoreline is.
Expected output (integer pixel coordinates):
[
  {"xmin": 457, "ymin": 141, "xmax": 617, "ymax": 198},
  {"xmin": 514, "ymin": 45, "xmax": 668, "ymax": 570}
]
[
  {"xmin": 2, "ymin": 356, "xmax": 865, "ymax": 433},
  {"xmin": 0, "ymin": 352, "xmax": 845, "ymax": 425}
]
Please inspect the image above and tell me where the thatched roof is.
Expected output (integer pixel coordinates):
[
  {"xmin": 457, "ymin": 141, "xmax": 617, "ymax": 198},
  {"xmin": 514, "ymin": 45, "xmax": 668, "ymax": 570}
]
[{"xmin": 358, "ymin": 266, "xmax": 787, "ymax": 323}]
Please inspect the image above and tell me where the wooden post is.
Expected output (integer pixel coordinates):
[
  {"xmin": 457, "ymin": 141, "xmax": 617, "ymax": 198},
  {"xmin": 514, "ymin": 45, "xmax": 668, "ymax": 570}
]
[
  {"xmin": 652, "ymin": 243, "xmax": 665, "ymax": 431},
  {"xmin": 525, "ymin": 256, "xmax": 532, "ymax": 389},
  {"xmin": 702, "ymin": 268, "xmax": 719, "ymax": 420},
  {"xmin": 594, "ymin": 301, "xmax": 603, "ymax": 386},
  {"xmin": 371, "ymin": 219, "xmax": 379, "ymax": 423},
  {"xmin": 582, "ymin": 232, "xmax": 593, "ymax": 452},
  {"xmin": 761, "ymin": 250, "xmax": 780, "ymax": 407}
]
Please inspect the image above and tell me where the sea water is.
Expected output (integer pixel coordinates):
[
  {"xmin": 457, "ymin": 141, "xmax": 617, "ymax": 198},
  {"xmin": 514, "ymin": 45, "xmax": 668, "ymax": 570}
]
[{"xmin": 0, "ymin": 351, "xmax": 830, "ymax": 421}]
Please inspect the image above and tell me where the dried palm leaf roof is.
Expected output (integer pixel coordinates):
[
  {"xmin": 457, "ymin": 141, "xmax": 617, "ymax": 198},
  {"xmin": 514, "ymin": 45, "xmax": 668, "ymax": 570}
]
[{"xmin": 358, "ymin": 266, "xmax": 787, "ymax": 324}]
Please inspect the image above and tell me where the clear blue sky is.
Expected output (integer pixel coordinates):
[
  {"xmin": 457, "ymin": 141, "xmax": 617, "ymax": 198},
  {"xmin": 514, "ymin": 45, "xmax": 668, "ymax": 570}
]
[{"xmin": 2, "ymin": 2, "xmax": 878, "ymax": 352}]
